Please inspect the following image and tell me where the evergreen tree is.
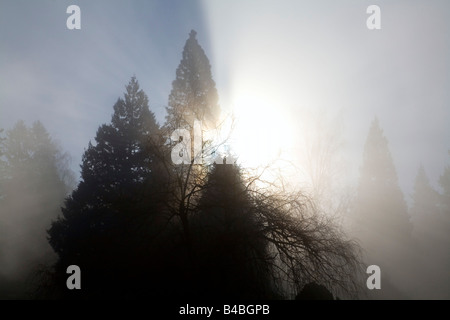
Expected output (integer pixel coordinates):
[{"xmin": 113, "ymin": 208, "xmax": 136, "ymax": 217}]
[
  {"xmin": 46, "ymin": 77, "xmax": 162, "ymax": 298},
  {"xmin": 79, "ymin": 76, "xmax": 159, "ymax": 208},
  {"xmin": 165, "ymin": 30, "xmax": 220, "ymax": 131},
  {"xmin": 0, "ymin": 121, "xmax": 71, "ymax": 298},
  {"xmin": 191, "ymin": 162, "xmax": 361, "ymax": 299},
  {"xmin": 409, "ymin": 161, "xmax": 450, "ymax": 299},
  {"xmin": 353, "ymin": 118, "xmax": 411, "ymax": 241},
  {"xmin": 39, "ymin": 36, "xmax": 362, "ymax": 300},
  {"xmin": 160, "ymin": 30, "xmax": 222, "ymax": 261},
  {"xmin": 350, "ymin": 117, "xmax": 412, "ymax": 298},
  {"xmin": 158, "ymin": 31, "xmax": 361, "ymax": 300},
  {"xmin": 192, "ymin": 164, "xmax": 276, "ymax": 299}
]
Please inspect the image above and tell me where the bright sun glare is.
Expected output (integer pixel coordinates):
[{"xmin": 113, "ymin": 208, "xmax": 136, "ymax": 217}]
[{"xmin": 228, "ymin": 94, "xmax": 295, "ymax": 170}]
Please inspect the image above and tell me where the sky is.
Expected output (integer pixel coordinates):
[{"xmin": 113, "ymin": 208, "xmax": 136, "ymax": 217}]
[{"xmin": 1, "ymin": 0, "xmax": 449, "ymax": 204}]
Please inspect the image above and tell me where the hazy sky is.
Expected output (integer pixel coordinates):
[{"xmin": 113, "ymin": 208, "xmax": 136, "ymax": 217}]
[{"xmin": 1, "ymin": 0, "xmax": 449, "ymax": 203}]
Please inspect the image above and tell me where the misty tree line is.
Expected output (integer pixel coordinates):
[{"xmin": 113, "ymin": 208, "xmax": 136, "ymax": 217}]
[
  {"xmin": 0, "ymin": 30, "xmax": 361, "ymax": 300},
  {"xmin": 0, "ymin": 30, "xmax": 449, "ymax": 299},
  {"xmin": 347, "ymin": 118, "xmax": 450, "ymax": 299},
  {"xmin": 0, "ymin": 121, "xmax": 75, "ymax": 298}
]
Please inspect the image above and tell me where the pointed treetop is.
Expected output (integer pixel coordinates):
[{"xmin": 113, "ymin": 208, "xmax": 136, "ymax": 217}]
[
  {"xmin": 368, "ymin": 116, "xmax": 382, "ymax": 137},
  {"xmin": 109, "ymin": 76, "xmax": 158, "ymax": 134},
  {"xmin": 371, "ymin": 116, "xmax": 380, "ymax": 129},
  {"xmin": 165, "ymin": 30, "xmax": 220, "ymax": 130},
  {"xmin": 361, "ymin": 117, "xmax": 399, "ymax": 185}
]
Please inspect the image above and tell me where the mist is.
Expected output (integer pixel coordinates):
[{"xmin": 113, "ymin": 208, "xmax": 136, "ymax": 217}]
[
  {"xmin": 0, "ymin": 121, "xmax": 74, "ymax": 298},
  {"xmin": 203, "ymin": 0, "xmax": 450, "ymax": 299},
  {"xmin": 1, "ymin": 0, "xmax": 450, "ymax": 301}
]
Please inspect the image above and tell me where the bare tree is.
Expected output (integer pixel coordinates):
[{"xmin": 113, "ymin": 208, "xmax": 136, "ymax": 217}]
[
  {"xmin": 245, "ymin": 174, "xmax": 363, "ymax": 299},
  {"xmin": 149, "ymin": 121, "xmax": 364, "ymax": 299}
]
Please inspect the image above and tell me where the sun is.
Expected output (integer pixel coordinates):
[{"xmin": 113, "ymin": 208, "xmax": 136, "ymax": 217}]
[{"xmin": 228, "ymin": 94, "xmax": 295, "ymax": 170}]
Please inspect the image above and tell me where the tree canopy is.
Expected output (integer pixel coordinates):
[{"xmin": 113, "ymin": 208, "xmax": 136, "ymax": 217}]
[
  {"xmin": 36, "ymin": 31, "xmax": 362, "ymax": 300},
  {"xmin": 166, "ymin": 30, "xmax": 220, "ymax": 131}
]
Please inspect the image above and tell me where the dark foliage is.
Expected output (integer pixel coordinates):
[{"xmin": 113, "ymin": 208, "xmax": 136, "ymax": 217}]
[
  {"xmin": 37, "ymin": 31, "xmax": 361, "ymax": 300},
  {"xmin": 295, "ymin": 282, "xmax": 334, "ymax": 300}
]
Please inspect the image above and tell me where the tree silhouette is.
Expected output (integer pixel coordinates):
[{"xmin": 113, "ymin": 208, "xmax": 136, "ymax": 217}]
[
  {"xmin": 408, "ymin": 162, "xmax": 450, "ymax": 299},
  {"xmin": 45, "ymin": 77, "xmax": 163, "ymax": 299},
  {"xmin": 349, "ymin": 117, "xmax": 412, "ymax": 298},
  {"xmin": 191, "ymin": 164, "xmax": 277, "ymax": 299},
  {"xmin": 165, "ymin": 29, "xmax": 220, "ymax": 131},
  {"xmin": 352, "ymin": 118, "xmax": 411, "ymax": 242},
  {"xmin": 250, "ymin": 179, "xmax": 362, "ymax": 299},
  {"xmin": 295, "ymin": 282, "xmax": 334, "ymax": 300},
  {"xmin": 38, "ymin": 32, "xmax": 362, "ymax": 300},
  {"xmin": 0, "ymin": 121, "xmax": 72, "ymax": 299},
  {"xmin": 159, "ymin": 30, "xmax": 224, "ymax": 262},
  {"xmin": 183, "ymin": 161, "xmax": 362, "ymax": 299}
]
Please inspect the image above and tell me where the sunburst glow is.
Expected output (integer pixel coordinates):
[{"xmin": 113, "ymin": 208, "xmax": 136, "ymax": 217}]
[{"xmin": 229, "ymin": 94, "xmax": 294, "ymax": 169}]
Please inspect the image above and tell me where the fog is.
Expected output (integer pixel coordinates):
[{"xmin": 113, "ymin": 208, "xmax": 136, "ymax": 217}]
[
  {"xmin": 202, "ymin": 2, "xmax": 450, "ymax": 298},
  {"xmin": 204, "ymin": 0, "xmax": 450, "ymax": 195},
  {"xmin": 0, "ymin": 121, "xmax": 74, "ymax": 298},
  {"xmin": 1, "ymin": 0, "xmax": 450, "ymax": 300}
]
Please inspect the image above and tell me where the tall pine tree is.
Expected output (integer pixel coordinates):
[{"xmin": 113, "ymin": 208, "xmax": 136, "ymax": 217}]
[
  {"xmin": 0, "ymin": 121, "xmax": 71, "ymax": 298},
  {"xmin": 350, "ymin": 117, "xmax": 412, "ymax": 298},
  {"xmin": 165, "ymin": 30, "xmax": 220, "ymax": 131},
  {"xmin": 46, "ymin": 77, "xmax": 162, "ymax": 298},
  {"xmin": 161, "ymin": 30, "xmax": 222, "ymax": 260},
  {"xmin": 352, "ymin": 118, "xmax": 411, "ymax": 241}
]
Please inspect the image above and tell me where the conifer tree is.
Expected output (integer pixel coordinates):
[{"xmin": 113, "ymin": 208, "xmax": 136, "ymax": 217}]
[
  {"xmin": 0, "ymin": 121, "xmax": 71, "ymax": 298},
  {"xmin": 46, "ymin": 77, "xmax": 161, "ymax": 298},
  {"xmin": 161, "ymin": 30, "xmax": 222, "ymax": 259},
  {"xmin": 192, "ymin": 164, "xmax": 275, "ymax": 299},
  {"xmin": 350, "ymin": 118, "xmax": 412, "ymax": 298},
  {"xmin": 352, "ymin": 118, "xmax": 411, "ymax": 243},
  {"xmin": 165, "ymin": 30, "xmax": 220, "ymax": 131}
]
